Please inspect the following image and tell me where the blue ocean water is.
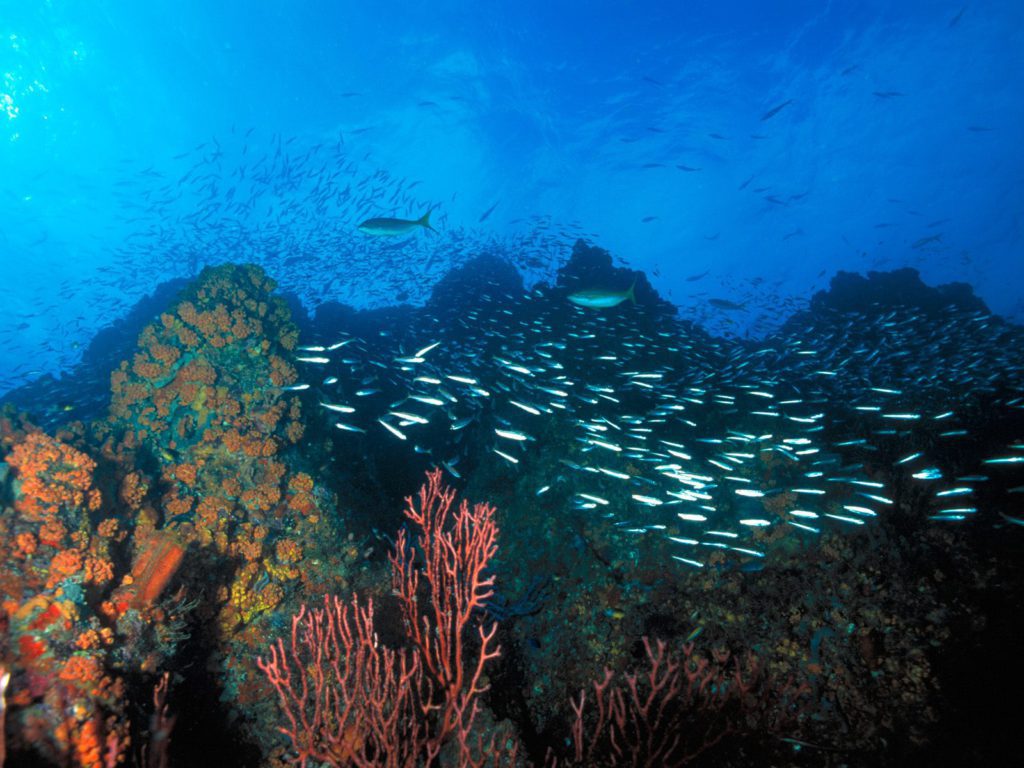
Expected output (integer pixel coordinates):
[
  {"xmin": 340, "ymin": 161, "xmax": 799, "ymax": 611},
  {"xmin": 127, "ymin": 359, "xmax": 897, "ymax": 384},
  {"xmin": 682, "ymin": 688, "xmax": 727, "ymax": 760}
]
[
  {"xmin": 1, "ymin": 3, "xmax": 1023, "ymax": 767},
  {"xmin": 1, "ymin": 0, "xmax": 1022, "ymax": 390}
]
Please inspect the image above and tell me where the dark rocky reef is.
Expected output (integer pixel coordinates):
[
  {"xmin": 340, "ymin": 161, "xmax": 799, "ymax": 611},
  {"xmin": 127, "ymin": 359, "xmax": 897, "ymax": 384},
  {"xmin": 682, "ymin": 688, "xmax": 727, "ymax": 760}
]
[
  {"xmin": 428, "ymin": 251, "xmax": 525, "ymax": 308},
  {"xmin": 312, "ymin": 252, "xmax": 524, "ymax": 337},
  {"xmin": 556, "ymin": 239, "xmax": 676, "ymax": 317},
  {"xmin": 811, "ymin": 267, "xmax": 989, "ymax": 316},
  {"xmin": 307, "ymin": 242, "xmax": 680, "ymax": 352},
  {"xmin": 0, "ymin": 278, "xmax": 189, "ymax": 427}
]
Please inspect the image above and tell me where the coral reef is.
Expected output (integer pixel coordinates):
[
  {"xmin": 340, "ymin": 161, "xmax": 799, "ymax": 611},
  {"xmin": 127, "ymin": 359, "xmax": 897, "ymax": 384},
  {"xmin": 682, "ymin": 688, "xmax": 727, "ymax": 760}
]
[
  {"xmin": 0, "ymin": 265, "xmax": 358, "ymax": 766},
  {"xmin": 92, "ymin": 264, "xmax": 343, "ymax": 626},
  {"xmin": 91, "ymin": 264, "xmax": 362, "ymax": 754},
  {"xmin": 0, "ymin": 417, "xmax": 129, "ymax": 766},
  {"xmin": 1, "ymin": 255, "xmax": 1018, "ymax": 767}
]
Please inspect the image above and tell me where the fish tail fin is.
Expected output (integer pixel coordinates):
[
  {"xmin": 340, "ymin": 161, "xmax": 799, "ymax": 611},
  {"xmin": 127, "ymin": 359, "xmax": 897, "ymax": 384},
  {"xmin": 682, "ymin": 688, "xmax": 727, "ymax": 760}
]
[
  {"xmin": 627, "ymin": 279, "xmax": 637, "ymax": 304},
  {"xmin": 418, "ymin": 210, "xmax": 436, "ymax": 233}
]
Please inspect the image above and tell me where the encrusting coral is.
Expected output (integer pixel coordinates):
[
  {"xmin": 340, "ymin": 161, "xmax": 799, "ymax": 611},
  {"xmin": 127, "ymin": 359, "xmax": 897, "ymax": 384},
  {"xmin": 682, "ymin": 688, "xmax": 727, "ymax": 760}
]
[
  {"xmin": 0, "ymin": 265, "xmax": 355, "ymax": 766},
  {"xmin": 93, "ymin": 265, "xmax": 352, "ymax": 752},
  {"xmin": 0, "ymin": 416, "xmax": 129, "ymax": 766},
  {"xmin": 93, "ymin": 266, "xmax": 339, "ymax": 627}
]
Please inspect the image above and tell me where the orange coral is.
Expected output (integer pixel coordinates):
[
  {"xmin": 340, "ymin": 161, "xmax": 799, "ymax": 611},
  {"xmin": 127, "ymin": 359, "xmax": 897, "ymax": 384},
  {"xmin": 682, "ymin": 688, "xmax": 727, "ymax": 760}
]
[
  {"xmin": 131, "ymin": 356, "xmax": 166, "ymax": 382},
  {"xmin": 285, "ymin": 419, "xmax": 304, "ymax": 443},
  {"xmin": 119, "ymin": 471, "xmax": 148, "ymax": 508},
  {"xmin": 233, "ymin": 526, "xmax": 265, "ymax": 563},
  {"xmin": 84, "ymin": 556, "xmax": 115, "ymax": 586},
  {"xmin": 257, "ymin": 400, "xmax": 285, "ymax": 431},
  {"xmin": 76, "ymin": 630, "xmax": 100, "ymax": 650},
  {"xmin": 177, "ymin": 300, "xmax": 199, "ymax": 327},
  {"xmin": 48, "ymin": 549, "xmax": 84, "ymax": 585},
  {"xmin": 6, "ymin": 432, "xmax": 101, "ymax": 520},
  {"xmin": 221, "ymin": 476, "xmax": 242, "ymax": 498},
  {"xmin": 96, "ymin": 518, "xmax": 121, "ymax": 540},
  {"xmin": 74, "ymin": 716, "xmax": 104, "ymax": 768},
  {"xmin": 177, "ymin": 358, "xmax": 216, "ymax": 385},
  {"xmin": 109, "ymin": 368, "xmax": 128, "ymax": 392},
  {"xmin": 177, "ymin": 324, "xmax": 200, "ymax": 348},
  {"xmin": 150, "ymin": 342, "xmax": 181, "ymax": 367},
  {"xmin": 219, "ymin": 394, "xmax": 241, "ymax": 418},
  {"xmin": 172, "ymin": 463, "xmax": 198, "ymax": 486},
  {"xmin": 268, "ymin": 355, "xmax": 297, "ymax": 387},
  {"xmin": 290, "ymin": 472, "xmax": 314, "ymax": 493},
  {"xmin": 286, "ymin": 471, "xmax": 318, "ymax": 517},
  {"xmin": 82, "ymin": 264, "xmax": 334, "ymax": 712},
  {"xmin": 264, "ymin": 460, "xmax": 286, "ymax": 484},
  {"xmin": 288, "ymin": 488, "xmax": 316, "ymax": 518},
  {"xmin": 39, "ymin": 518, "xmax": 69, "ymax": 548},
  {"xmin": 239, "ymin": 484, "xmax": 280, "ymax": 514},
  {"xmin": 162, "ymin": 493, "xmax": 194, "ymax": 520},
  {"xmin": 275, "ymin": 539, "xmax": 303, "ymax": 564},
  {"xmin": 196, "ymin": 495, "xmax": 229, "ymax": 526},
  {"xmin": 13, "ymin": 531, "xmax": 38, "ymax": 557},
  {"xmin": 59, "ymin": 654, "xmax": 104, "ymax": 687},
  {"xmin": 221, "ymin": 428, "xmax": 244, "ymax": 453}
]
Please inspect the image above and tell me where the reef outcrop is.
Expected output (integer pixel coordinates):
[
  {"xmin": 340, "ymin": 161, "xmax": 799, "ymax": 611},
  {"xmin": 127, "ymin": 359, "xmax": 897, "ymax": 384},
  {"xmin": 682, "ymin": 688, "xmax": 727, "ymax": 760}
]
[
  {"xmin": 0, "ymin": 265, "xmax": 365, "ymax": 766},
  {"xmin": 810, "ymin": 267, "xmax": 989, "ymax": 315}
]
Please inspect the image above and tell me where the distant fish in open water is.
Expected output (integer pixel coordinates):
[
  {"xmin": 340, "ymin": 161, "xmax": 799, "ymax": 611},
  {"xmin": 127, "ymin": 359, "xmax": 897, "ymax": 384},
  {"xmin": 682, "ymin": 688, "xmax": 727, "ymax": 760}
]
[
  {"xmin": 708, "ymin": 298, "xmax": 747, "ymax": 311},
  {"xmin": 760, "ymin": 99, "xmax": 793, "ymax": 121}
]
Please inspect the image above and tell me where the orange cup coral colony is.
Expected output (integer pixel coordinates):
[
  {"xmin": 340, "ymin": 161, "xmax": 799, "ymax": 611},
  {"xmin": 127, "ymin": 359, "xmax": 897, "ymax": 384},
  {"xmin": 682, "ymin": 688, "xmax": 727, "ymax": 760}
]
[{"xmin": 5, "ymin": 432, "xmax": 102, "ymax": 522}]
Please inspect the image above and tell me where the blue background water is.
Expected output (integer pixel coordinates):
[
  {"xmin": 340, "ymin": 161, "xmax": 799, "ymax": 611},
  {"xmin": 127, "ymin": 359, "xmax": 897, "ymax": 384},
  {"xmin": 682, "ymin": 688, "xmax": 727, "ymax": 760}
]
[{"xmin": 1, "ymin": 0, "xmax": 1022, "ymax": 392}]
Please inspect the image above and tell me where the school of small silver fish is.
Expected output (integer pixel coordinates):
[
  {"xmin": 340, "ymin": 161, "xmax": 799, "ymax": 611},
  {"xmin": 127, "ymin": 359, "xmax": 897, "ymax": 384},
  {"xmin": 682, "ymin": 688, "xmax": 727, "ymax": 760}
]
[
  {"xmin": 107, "ymin": 132, "xmax": 585, "ymax": 311},
  {"xmin": 0, "ymin": 130, "xmax": 591, "ymax": 395},
  {"xmin": 292, "ymin": 276, "xmax": 1024, "ymax": 569},
  {"xmin": 2, "ymin": 121, "xmax": 1020, "ymax": 562}
]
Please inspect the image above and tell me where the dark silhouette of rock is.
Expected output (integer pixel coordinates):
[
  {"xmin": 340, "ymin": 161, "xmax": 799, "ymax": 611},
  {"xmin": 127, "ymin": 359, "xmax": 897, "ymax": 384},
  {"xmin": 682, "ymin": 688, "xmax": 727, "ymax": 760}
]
[
  {"xmin": 313, "ymin": 253, "xmax": 522, "ymax": 339},
  {"xmin": 811, "ymin": 268, "xmax": 989, "ymax": 316},
  {"xmin": 555, "ymin": 240, "xmax": 675, "ymax": 316},
  {"xmin": 1, "ymin": 277, "xmax": 191, "ymax": 426},
  {"xmin": 428, "ymin": 252, "xmax": 524, "ymax": 310}
]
